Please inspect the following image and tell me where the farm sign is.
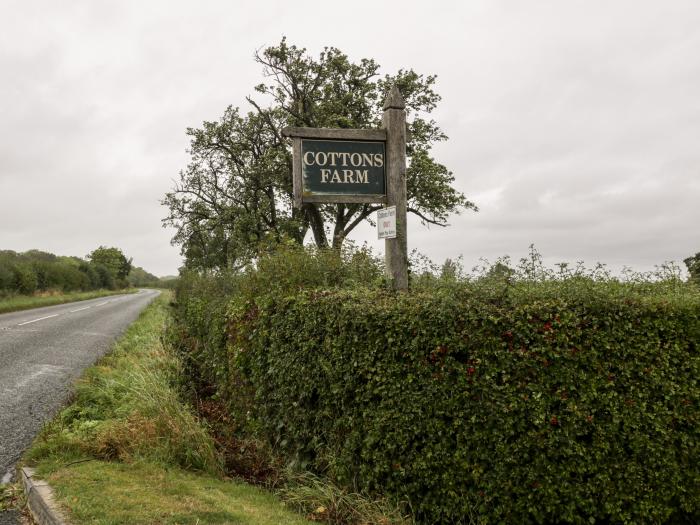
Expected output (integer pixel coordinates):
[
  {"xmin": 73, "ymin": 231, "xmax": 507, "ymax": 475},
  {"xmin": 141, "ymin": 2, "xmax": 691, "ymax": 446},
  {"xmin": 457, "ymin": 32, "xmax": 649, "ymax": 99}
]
[
  {"xmin": 301, "ymin": 139, "xmax": 385, "ymax": 197},
  {"xmin": 282, "ymin": 85, "xmax": 408, "ymax": 290},
  {"xmin": 282, "ymin": 127, "xmax": 387, "ymax": 206}
]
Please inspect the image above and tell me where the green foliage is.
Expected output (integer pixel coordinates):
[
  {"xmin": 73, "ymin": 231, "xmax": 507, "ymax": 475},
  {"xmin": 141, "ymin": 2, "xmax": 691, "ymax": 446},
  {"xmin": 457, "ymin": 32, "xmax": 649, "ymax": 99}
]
[
  {"xmin": 155, "ymin": 276, "xmax": 180, "ymax": 290},
  {"xmin": 11, "ymin": 262, "xmax": 38, "ymax": 294},
  {"xmin": 0, "ymin": 247, "xmax": 158, "ymax": 297},
  {"xmin": 32, "ymin": 258, "xmax": 89, "ymax": 291},
  {"xmin": 163, "ymin": 37, "xmax": 476, "ymax": 271},
  {"xmin": 685, "ymin": 252, "xmax": 700, "ymax": 285},
  {"xmin": 39, "ymin": 460, "xmax": 313, "ymax": 525},
  {"xmin": 279, "ymin": 469, "xmax": 412, "ymax": 525},
  {"xmin": 88, "ymin": 246, "xmax": 133, "ymax": 287},
  {"xmin": 170, "ymin": 243, "xmax": 383, "ymax": 398},
  {"xmin": 127, "ymin": 265, "xmax": 160, "ymax": 287},
  {"xmin": 27, "ymin": 293, "xmax": 222, "ymax": 476},
  {"xmin": 172, "ymin": 251, "xmax": 700, "ymax": 524},
  {"xmin": 237, "ymin": 286, "xmax": 700, "ymax": 524},
  {"xmin": 0, "ymin": 482, "xmax": 22, "ymax": 513}
]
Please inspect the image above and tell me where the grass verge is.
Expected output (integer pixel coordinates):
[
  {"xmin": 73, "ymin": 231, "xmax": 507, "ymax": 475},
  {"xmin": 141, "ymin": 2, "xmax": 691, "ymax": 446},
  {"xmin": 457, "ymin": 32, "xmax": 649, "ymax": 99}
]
[
  {"xmin": 22, "ymin": 291, "xmax": 311, "ymax": 525},
  {"xmin": 279, "ymin": 470, "xmax": 414, "ymax": 525},
  {"xmin": 40, "ymin": 461, "xmax": 311, "ymax": 525},
  {"xmin": 0, "ymin": 288, "xmax": 138, "ymax": 314}
]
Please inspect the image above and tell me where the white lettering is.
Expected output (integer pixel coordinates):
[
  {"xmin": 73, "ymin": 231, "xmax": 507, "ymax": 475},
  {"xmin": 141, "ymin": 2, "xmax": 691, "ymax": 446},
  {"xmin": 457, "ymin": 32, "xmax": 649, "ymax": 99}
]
[
  {"xmin": 303, "ymin": 151, "xmax": 315, "ymax": 166},
  {"xmin": 315, "ymin": 152, "xmax": 328, "ymax": 166},
  {"xmin": 320, "ymin": 169, "xmax": 331, "ymax": 183}
]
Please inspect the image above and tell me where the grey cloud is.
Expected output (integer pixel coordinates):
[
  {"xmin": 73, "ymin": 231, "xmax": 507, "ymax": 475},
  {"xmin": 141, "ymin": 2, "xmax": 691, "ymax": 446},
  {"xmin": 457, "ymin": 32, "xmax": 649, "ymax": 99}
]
[{"xmin": 1, "ymin": 0, "xmax": 699, "ymax": 276}]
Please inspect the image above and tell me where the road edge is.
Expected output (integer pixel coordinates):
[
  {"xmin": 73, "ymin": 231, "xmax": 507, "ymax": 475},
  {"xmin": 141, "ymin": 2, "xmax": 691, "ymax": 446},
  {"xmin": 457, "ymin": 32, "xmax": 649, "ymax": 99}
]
[
  {"xmin": 20, "ymin": 467, "xmax": 68, "ymax": 525},
  {"xmin": 0, "ymin": 288, "xmax": 139, "ymax": 316}
]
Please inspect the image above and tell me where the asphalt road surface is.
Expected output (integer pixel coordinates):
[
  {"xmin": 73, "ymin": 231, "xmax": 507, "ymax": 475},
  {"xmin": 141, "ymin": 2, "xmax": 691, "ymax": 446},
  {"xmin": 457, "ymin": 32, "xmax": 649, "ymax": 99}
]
[{"xmin": 0, "ymin": 290, "xmax": 159, "ymax": 494}]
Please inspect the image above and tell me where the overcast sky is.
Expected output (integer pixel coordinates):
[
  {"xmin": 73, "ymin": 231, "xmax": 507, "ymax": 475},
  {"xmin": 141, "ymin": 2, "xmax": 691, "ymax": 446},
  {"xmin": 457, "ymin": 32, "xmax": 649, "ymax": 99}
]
[{"xmin": 1, "ymin": 1, "xmax": 698, "ymax": 276}]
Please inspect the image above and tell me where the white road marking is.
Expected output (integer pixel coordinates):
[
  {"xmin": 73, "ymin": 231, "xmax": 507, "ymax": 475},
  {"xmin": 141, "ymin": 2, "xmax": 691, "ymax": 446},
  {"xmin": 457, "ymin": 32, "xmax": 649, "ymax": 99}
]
[
  {"xmin": 17, "ymin": 314, "xmax": 59, "ymax": 326},
  {"xmin": 69, "ymin": 306, "xmax": 91, "ymax": 313},
  {"xmin": 95, "ymin": 301, "xmax": 109, "ymax": 306}
]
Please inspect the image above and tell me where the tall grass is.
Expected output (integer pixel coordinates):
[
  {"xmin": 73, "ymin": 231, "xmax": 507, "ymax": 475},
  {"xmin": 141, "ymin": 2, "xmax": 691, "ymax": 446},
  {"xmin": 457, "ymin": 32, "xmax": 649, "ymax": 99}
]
[
  {"xmin": 279, "ymin": 470, "xmax": 413, "ymax": 525},
  {"xmin": 26, "ymin": 292, "xmax": 222, "ymax": 476}
]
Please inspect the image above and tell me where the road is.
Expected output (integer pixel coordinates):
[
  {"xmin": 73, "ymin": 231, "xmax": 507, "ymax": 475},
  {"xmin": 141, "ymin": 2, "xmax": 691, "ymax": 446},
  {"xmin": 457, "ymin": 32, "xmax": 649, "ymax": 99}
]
[{"xmin": 0, "ymin": 289, "xmax": 160, "ymax": 490}]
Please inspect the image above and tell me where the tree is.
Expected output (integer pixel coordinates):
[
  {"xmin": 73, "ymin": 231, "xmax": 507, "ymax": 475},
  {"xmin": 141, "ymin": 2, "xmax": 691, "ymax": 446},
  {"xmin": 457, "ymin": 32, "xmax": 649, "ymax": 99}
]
[
  {"xmin": 87, "ymin": 246, "xmax": 132, "ymax": 286},
  {"xmin": 163, "ymin": 38, "xmax": 477, "ymax": 271},
  {"xmin": 127, "ymin": 266, "xmax": 160, "ymax": 287},
  {"xmin": 684, "ymin": 252, "xmax": 700, "ymax": 284}
]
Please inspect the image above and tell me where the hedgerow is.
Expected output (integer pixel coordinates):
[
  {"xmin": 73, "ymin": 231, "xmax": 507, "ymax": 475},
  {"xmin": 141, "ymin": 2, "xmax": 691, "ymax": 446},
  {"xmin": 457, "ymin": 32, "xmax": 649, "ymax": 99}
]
[{"xmin": 173, "ymin": 246, "xmax": 700, "ymax": 524}]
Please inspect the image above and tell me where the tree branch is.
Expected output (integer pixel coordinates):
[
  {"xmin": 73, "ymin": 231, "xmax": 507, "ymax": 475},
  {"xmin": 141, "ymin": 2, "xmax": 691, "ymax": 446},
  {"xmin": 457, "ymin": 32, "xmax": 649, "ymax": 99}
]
[{"xmin": 408, "ymin": 207, "xmax": 448, "ymax": 227}]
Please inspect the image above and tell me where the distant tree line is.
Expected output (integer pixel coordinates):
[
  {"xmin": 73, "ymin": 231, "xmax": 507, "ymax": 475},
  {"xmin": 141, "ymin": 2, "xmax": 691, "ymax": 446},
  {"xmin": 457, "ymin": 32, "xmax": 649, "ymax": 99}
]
[{"xmin": 0, "ymin": 246, "xmax": 170, "ymax": 296}]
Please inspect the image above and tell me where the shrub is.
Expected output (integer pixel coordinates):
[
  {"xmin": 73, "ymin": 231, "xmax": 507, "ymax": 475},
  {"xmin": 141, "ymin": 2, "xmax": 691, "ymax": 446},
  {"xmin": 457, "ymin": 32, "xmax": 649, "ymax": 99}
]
[
  {"xmin": 94, "ymin": 263, "xmax": 116, "ymax": 289},
  {"xmin": 173, "ymin": 249, "xmax": 700, "ymax": 524},
  {"xmin": 0, "ymin": 264, "xmax": 14, "ymax": 295},
  {"xmin": 231, "ymin": 283, "xmax": 700, "ymax": 524},
  {"xmin": 171, "ymin": 243, "xmax": 383, "ymax": 397},
  {"xmin": 0, "ymin": 249, "xmax": 133, "ymax": 295},
  {"xmin": 12, "ymin": 263, "xmax": 38, "ymax": 294}
]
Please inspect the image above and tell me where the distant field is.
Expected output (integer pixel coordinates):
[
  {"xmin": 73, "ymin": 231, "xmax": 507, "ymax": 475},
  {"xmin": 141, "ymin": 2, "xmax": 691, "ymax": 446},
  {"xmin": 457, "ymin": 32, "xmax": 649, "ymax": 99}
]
[{"xmin": 0, "ymin": 288, "xmax": 138, "ymax": 314}]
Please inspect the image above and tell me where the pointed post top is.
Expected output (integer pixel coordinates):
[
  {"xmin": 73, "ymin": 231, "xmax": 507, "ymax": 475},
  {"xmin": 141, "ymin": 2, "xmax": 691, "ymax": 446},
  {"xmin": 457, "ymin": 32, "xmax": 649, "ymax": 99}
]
[{"xmin": 383, "ymin": 85, "xmax": 405, "ymax": 111}]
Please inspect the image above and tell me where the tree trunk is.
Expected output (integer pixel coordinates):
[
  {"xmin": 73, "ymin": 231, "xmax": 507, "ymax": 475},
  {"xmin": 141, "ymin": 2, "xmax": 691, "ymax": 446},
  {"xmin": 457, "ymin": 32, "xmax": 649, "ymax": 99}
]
[
  {"xmin": 332, "ymin": 204, "xmax": 347, "ymax": 250},
  {"xmin": 304, "ymin": 203, "xmax": 328, "ymax": 248}
]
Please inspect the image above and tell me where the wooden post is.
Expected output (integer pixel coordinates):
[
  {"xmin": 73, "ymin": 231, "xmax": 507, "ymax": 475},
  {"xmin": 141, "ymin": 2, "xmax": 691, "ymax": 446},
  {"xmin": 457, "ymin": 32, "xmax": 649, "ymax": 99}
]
[{"xmin": 382, "ymin": 86, "xmax": 409, "ymax": 290}]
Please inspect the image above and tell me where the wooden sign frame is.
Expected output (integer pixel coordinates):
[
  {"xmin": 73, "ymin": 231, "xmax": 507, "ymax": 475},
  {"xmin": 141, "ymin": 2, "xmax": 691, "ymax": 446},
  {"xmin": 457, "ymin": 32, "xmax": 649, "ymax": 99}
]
[
  {"xmin": 282, "ymin": 85, "xmax": 408, "ymax": 290},
  {"xmin": 282, "ymin": 127, "xmax": 387, "ymax": 207}
]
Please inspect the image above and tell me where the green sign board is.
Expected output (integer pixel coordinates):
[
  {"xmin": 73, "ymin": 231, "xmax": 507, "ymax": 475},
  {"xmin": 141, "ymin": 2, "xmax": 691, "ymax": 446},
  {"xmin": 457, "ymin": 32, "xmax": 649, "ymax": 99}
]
[
  {"xmin": 301, "ymin": 139, "xmax": 385, "ymax": 199},
  {"xmin": 283, "ymin": 126, "xmax": 388, "ymax": 206},
  {"xmin": 283, "ymin": 85, "xmax": 407, "ymax": 289}
]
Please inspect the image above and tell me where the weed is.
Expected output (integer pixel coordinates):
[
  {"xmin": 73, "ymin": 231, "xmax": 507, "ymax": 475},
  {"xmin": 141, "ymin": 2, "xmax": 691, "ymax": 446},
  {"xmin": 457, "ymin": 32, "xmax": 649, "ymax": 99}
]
[
  {"xmin": 279, "ymin": 470, "xmax": 413, "ymax": 525},
  {"xmin": 0, "ymin": 482, "xmax": 22, "ymax": 512}
]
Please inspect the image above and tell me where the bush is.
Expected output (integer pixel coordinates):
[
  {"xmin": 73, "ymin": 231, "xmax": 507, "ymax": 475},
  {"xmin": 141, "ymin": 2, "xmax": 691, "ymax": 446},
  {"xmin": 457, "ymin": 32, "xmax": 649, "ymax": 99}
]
[
  {"xmin": 80, "ymin": 261, "xmax": 102, "ymax": 289},
  {"xmin": 173, "ymin": 248, "xmax": 700, "ymax": 524},
  {"xmin": 171, "ymin": 243, "xmax": 383, "ymax": 397},
  {"xmin": 94, "ymin": 263, "xmax": 116, "ymax": 290},
  {"xmin": 0, "ymin": 249, "xmax": 134, "ymax": 295},
  {"xmin": 12, "ymin": 263, "xmax": 38, "ymax": 294},
  {"xmin": 0, "ymin": 264, "xmax": 14, "ymax": 295}
]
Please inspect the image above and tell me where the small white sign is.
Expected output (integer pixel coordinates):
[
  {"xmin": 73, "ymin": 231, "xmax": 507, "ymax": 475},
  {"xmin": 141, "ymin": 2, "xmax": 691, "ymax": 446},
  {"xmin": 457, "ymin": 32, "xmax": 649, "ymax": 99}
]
[{"xmin": 377, "ymin": 206, "xmax": 397, "ymax": 239}]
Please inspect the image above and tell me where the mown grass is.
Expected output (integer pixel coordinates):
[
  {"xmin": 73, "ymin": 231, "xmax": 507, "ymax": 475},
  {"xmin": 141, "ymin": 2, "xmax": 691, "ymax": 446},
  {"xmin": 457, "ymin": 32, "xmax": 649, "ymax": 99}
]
[
  {"xmin": 0, "ymin": 288, "xmax": 138, "ymax": 314},
  {"xmin": 41, "ymin": 461, "xmax": 311, "ymax": 525},
  {"xmin": 23, "ymin": 291, "xmax": 311, "ymax": 525}
]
